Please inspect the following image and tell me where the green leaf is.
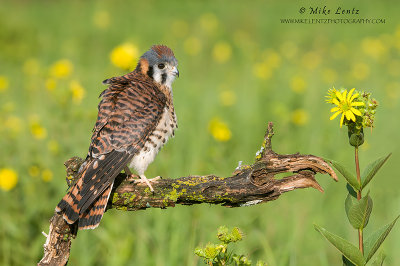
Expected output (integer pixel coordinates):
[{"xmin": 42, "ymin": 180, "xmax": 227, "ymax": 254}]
[
  {"xmin": 331, "ymin": 160, "xmax": 360, "ymax": 190},
  {"xmin": 347, "ymin": 193, "xmax": 373, "ymax": 229},
  {"xmin": 314, "ymin": 224, "xmax": 366, "ymax": 265},
  {"xmin": 345, "ymin": 193, "xmax": 356, "ymax": 215},
  {"xmin": 346, "ymin": 184, "xmax": 358, "ymax": 198},
  {"xmin": 361, "ymin": 153, "xmax": 391, "ymax": 189},
  {"xmin": 364, "ymin": 215, "xmax": 399, "ymax": 262},
  {"xmin": 343, "ymin": 255, "xmax": 356, "ymax": 266},
  {"xmin": 368, "ymin": 251, "xmax": 386, "ymax": 266}
]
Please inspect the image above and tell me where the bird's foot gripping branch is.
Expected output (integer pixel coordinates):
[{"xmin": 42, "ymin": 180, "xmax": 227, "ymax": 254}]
[{"xmin": 38, "ymin": 122, "xmax": 337, "ymax": 265}]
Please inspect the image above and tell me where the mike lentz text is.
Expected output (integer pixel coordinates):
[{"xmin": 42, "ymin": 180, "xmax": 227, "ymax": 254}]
[{"xmin": 309, "ymin": 6, "xmax": 360, "ymax": 15}]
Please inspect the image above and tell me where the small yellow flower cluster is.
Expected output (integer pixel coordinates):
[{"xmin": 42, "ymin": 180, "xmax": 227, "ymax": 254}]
[
  {"xmin": 42, "ymin": 169, "xmax": 53, "ymax": 182},
  {"xmin": 253, "ymin": 49, "xmax": 281, "ymax": 81},
  {"xmin": 253, "ymin": 62, "xmax": 272, "ymax": 80},
  {"xmin": 212, "ymin": 41, "xmax": 232, "ymax": 63},
  {"xmin": 0, "ymin": 168, "xmax": 18, "ymax": 191},
  {"xmin": 28, "ymin": 165, "xmax": 53, "ymax": 182},
  {"xmin": 47, "ymin": 59, "xmax": 86, "ymax": 104},
  {"xmin": 45, "ymin": 78, "xmax": 57, "ymax": 91},
  {"xmin": 362, "ymin": 38, "xmax": 387, "ymax": 60},
  {"xmin": 70, "ymin": 80, "xmax": 86, "ymax": 104},
  {"xmin": 291, "ymin": 109, "xmax": 309, "ymax": 126},
  {"xmin": 110, "ymin": 43, "xmax": 139, "ymax": 70},
  {"xmin": 28, "ymin": 166, "xmax": 40, "ymax": 177},
  {"xmin": 29, "ymin": 116, "xmax": 47, "ymax": 140},
  {"xmin": 50, "ymin": 59, "xmax": 73, "ymax": 79},
  {"xmin": 219, "ymin": 90, "xmax": 237, "ymax": 106},
  {"xmin": 208, "ymin": 117, "xmax": 232, "ymax": 142}
]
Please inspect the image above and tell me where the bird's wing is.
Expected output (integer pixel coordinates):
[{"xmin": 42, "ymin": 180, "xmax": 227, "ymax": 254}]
[{"xmin": 77, "ymin": 77, "xmax": 167, "ymax": 213}]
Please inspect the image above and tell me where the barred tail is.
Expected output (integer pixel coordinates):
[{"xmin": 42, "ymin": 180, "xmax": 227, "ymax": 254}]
[
  {"xmin": 55, "ymin": 150, "xmax": 129, "ymax": 229},
  {"xmin": 78, "ymin": 182, "xmax": 114, "ymax": 230},
  {"xmin": 55, "ymin": 164, "xmax": 88, "ymax": 224}
]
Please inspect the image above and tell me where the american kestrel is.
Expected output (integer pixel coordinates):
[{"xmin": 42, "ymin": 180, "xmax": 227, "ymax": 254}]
[{"xmin": 56, "ymin": 45, "xmax": 179, "ymax": 229}]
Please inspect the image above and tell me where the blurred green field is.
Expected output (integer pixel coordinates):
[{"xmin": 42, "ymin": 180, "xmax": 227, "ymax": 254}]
[{"xmin": 1, "ymin": 0, "xmax": 400, "ymax": 265}]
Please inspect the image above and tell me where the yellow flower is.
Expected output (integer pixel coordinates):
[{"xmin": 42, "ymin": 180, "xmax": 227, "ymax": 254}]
[
  {"xmin": 0, "ymin": 75, "xmax": 9, "ymax": 92},
  {"xmin": 69, "ymin": 80, "xmax": 86, "ymax": 104},
  {"xmin": 208, "ymin": 118, "xmax": 232, "ymax": 142},
  {"xmin": 30, "ymin": 117, "xmax": 47, "ymax": 140},
  {"xmin": 325, "ymin": 88, "xmax": 337, "ymax": 104},
  {"xmin": 362, "ymin": 38, "xmax": 387, "ymax": 59},
  {"xmin": 184, "ymin": 37, "xmax": 202, "ymax": 56},
  {"xmin": 50, "ymin": 59, "xmax": 73, "ymax": 79},
  {"xmin": 328, "ymin": 88, "xmax": 365, "ymax": 127},
  {"xmin": 93, "ymin": 10, "xmax": 110, "ymax": 29},
  {"xmin": 262, "ymin": 49, "xmax": 281, "ymax": 69},
  {"xmin": 45, "ymin": 78, "xmax": 57, "ymax": 91},
  {"xmin": 29, "ymin": 166, "xmax": 40, "ymax": 177},
  {"xmin": 0, "ymin": 168, "xmax": 18, "ymax": 191},
  {"xmin": 110, "ymin": 43, "xmax": 139, "ymax": 70},
  {"xmin": 291, "ymin": 109, "xmax": 309, "ymax": 126},
  {"xmin": 212, "ymin": 41, "xmax": 232, "ymax": 63},
  {"xmin": 219, "ymin": 90, "xmax": 237, "ymax": 106},
  {"xmin": 253, "ymin": 62, "xmax": 272, "ymax": 80},
  {"xmin": 42, "ymin": 169, "xmax": 53, "ymax": 182}
]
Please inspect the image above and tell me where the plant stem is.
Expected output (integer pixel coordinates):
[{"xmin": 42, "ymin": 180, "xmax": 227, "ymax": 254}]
[
  {"xmin": 355, "ymin": 146, "xmax": 364, "ymax": 254},
  {"xmin": 355, "ymin": 147, "xmax": 362, "ymax": 200}
]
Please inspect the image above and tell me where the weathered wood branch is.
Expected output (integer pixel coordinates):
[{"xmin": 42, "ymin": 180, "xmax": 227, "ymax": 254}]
[{"xmin": 38, "ymin": 122, "xmax": 337, "ymax": 265}]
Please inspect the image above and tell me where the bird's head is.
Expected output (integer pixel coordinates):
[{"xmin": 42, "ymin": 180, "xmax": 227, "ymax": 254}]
[{"xmin": 136, "ymin": 45, "xmax": 179, "ymax": 88}]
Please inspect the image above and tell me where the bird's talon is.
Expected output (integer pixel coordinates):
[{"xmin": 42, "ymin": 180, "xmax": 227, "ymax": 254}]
[
  {"xmin": 126, "ymin": 174, "xmax": 140, "ymax": 182},
  {"xmin": 150, "ymin": 176, "xmax": 162, "ymax": 182}
]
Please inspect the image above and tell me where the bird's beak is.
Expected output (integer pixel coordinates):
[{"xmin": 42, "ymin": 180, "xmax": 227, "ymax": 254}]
[{"xmin": 173, "ymin": 67, "xmax": 179, "ymax": 78}]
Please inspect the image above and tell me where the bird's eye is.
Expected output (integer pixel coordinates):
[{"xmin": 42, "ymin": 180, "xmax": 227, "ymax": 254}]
[{"xmin": 158, "ymin": 63, "xmax": 165, "ymax": 69}]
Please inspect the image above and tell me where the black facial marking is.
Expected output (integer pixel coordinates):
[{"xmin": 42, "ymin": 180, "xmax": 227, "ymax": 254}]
[
  {"xmin": 161, "ymin": 73, "xmax": 167, "ymax": 84},
  {"xmin": 136, "ymin": 62, "xmax": 142, "ymax": 71},
  {"xmin": 147, "ymin": 66, "xmax": 154, "ymax": 79}
]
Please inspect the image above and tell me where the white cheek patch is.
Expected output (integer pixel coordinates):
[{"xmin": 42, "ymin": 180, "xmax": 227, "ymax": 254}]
[
  {"xmin": 152, "ymin": 65, "xmax": 176, "ymax": 89},
  {"xmin": 164, "ymin": 73, "xmax": 176, "ymax": 88},
  {"xmin": 152, "ymin": 68, "xmax": 163, "ymax": 84}
]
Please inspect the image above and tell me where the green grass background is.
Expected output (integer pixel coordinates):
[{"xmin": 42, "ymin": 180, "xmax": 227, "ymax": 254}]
[{"xmin": 1, "ymin": 0, "xmax": 399, "ymax": 265}]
